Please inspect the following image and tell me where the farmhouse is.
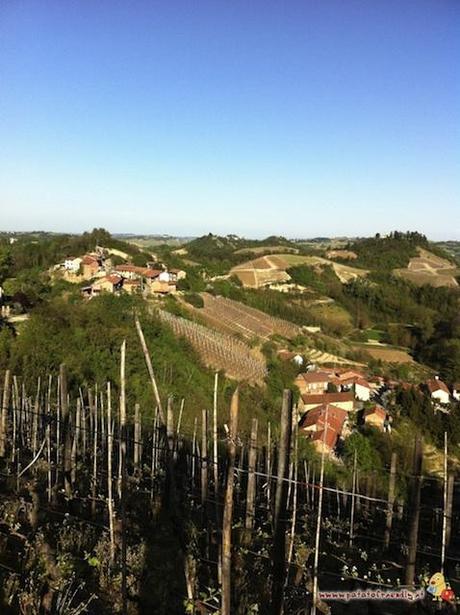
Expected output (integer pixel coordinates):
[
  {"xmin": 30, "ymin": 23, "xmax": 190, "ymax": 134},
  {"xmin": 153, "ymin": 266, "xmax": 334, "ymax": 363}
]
[
  {"xmin": 363, "ymin": 405, "xmax": 387, "ymax": 431},
  {"xmin": 301, "ymin": 391, "xmax": 354, "ymax": 412},
  {"xmin": 81, "ymin": 255, "xmax": 102, "ymax": 279},
  {"xmin": 295, "ymin": 371, "xmax": 335, "ymax": 395},
  {"xmin": 425, "ymin": 378, "xmax": 450, "ymax": 404},
  {"xmin": 299, "ymin": 403, "xmax": 347, "ymax": 454},
  {"xmin": 84, "ymin": 274, "xmax": 123, "ymax": 298},
  {"xmin": 339, "ymin": 376, "xmax": 372, "ymax": 401}
]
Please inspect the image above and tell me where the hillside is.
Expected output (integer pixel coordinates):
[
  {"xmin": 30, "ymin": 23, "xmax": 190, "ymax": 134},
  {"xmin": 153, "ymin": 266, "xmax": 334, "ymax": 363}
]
[
  {"xmin": 231, "ymin": 253, "xmax": 367, "ymax": 287},
  {"xmin": 394, "ymin": 247, "xmax": 459, "ymax": 288}
]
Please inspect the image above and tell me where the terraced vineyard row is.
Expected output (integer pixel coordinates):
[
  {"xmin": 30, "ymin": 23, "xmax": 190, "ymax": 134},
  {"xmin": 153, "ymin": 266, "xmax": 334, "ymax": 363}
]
[
  {"xmin": 158, "ymin": 309, "xmax": 267, "ymax": 383},
  {"xmin": 195, "ymin": 293, "xmax": 301, "ymax": 340}
]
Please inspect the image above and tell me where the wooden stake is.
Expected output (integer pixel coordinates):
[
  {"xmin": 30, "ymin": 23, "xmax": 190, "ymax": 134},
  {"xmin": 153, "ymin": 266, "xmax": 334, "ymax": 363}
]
[
  {"xmin": 0, "ymin": 369, "xmax": 11, "ymax": 458},
  {"xmin": 134, "ymin": 403, "xmax": 141, "ymax": 470},
  {"xmin": 405, "ymin": 434, "xmax": 423, "ymax": 586},
  {"xmin": 107, "ymin": 382, "xmax": 115, "ymax": 564},
  {"xmin": 349, "ymin": 449, "xmax": 357, "ymax": 548},
  {"xmin": 221, "ymin": 388, "xmax": 239, "ymax": 615},
  {"xmin": 245, "ymin": 418, "xmax": 258, "ymax": 531},
  {"xmin": 311, "ymin": 405, "xmax": 329, "ymax": 615},
  {"xmin": 213, "ymin": 372, "xmax": 219, "ymax": 495},
  {"xmin": 441, "ymin": 432, "xmax": 448, "ymax": 573},
  {"xmin": 383, "ymin": 452, "xmax": 397, "ymax": 550},
  {"xmin": 271, "ymin": 389, "xmax": 293, "ymax": 615},
  {"xmin": 134, "ymin": 314, "xmax": 165, "ymax": 423},
  {"xmin": 119, "ymin": 341, "xmax": 128, "ymax": 615},
  {"xmin": 201, "ymin": 409, "xmax": 208, "ymax": 509}
]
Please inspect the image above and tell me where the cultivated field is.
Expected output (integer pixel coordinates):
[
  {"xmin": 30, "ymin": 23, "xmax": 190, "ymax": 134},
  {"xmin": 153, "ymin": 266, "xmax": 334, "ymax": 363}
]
[
  {"xmin": 355, "ymin": 344, "xmax": 414, "ymax": 364},
  {"xmin": 231, "ymin": 253, "xmax": 367, "ymax": 287},
  {"xmin": 158, "ymin": 309, "xmax": 267, "ymax": 383},
  {"xmin": 185, "ymin": 293, "xmax": 301, "ymax": 341},
  {"xmin": 394, "ymin": 248, "xmax": 459, "ymax": 288}
]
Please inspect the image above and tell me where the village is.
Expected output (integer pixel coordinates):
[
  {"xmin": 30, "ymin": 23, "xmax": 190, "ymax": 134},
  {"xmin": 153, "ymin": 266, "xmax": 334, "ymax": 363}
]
[{"xmin": 54, "ymin": 248, "xmax": 187, "ymax": 298}]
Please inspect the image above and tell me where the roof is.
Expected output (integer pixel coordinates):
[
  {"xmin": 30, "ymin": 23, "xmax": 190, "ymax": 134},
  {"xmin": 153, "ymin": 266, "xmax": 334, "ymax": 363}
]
[
  {"xmin": 105, "ymin": 275, "xmax": 122, "ymax": 285},
  {"xmin": 311, "ymin": 427, "xmax": 339, "ymax": 450},
  {"xmin": 301, "ymin": 391, "xmax": 354, "ymax": 406},
  {"xmin": 340, "ymin": 376, "xmax": 371, "ymax": 388},
  {"xmin": 299, "ymin": 404, "xmax": 347, "ymax": 433},
  {"xmin": 426, "ymin": 379, "xmax": 450, "ymax": 395},
  {"xmin": 115, "ymin": 265, "xmax": 162, "ymax": 278},
  {"xmin": 338, "ymin": 370, "xmax": 366, "ymax": 381},
  {"xmin": 82, "ymin": 255, "xmax": 99, "ymax": 266},
  {"xmin": 297, "ymin": 371, "xmax": 333, "ymax": 384},
  {"xmin": 364, "ymin": 405, "xmax": 387, "ymax": 421}
]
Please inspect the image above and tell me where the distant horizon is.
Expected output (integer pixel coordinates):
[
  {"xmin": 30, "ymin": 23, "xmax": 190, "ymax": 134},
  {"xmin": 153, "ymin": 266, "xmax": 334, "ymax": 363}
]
[{"xmin": 1, "ymin": 226, "xmax": 459, "ymax": 243}]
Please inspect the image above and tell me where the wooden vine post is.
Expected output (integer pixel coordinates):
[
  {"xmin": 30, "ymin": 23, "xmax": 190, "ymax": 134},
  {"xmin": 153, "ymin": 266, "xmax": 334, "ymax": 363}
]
[
  {"xmin": 134, "ymin": 314, "xmax": 165, "ymax": 424},
  {"xmin": 245, "ymin": 417, "xmax": 258, "ymax": 532},
  {"xmin": 201, "ymin": 409, "xmax": 208, "ymax": 509},
  {"xmin": 0, "ymin": 369, "xmax": 11, "ymax": 458},
  {"xmin": 311, "ymin": 405, "xmax": 329, "ymax": 615},
  {"xmin": 107, "ymin": 382, "xmax": 115, "ymax": 564},
  {"xmin": 221, "ymin": 388, "xmax": 239, "ymax": 615},
  {"xmin": 120, "ymin": 341, "xmax": 128, "ymax": 614},
  {"xmin": 383, "ymin": 451, "xmax": 397, "ymax": 550},
  {"xmin": 271, "ymin": 389, "xmax": 293, "ymax": 615},
  {"xmin": 60, "ymin": 364, "xmax": 72, "ymax": 498},
  {"xmin": 405, "ymin": 434, "xmax": 423, "ymax": 586}
]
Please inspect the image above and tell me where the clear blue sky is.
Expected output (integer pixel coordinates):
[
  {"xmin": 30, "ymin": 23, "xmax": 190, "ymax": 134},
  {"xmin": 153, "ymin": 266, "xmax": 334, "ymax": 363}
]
[{"xmin": 0, "ymin": 0, "xmax": 459, "ymax": 239}]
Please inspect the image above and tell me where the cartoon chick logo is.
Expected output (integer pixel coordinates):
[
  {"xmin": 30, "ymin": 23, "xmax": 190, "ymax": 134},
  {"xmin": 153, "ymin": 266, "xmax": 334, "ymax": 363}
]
[{"xmin": 426, "ymin": 573, "xmax": 456, "ymax": 602}]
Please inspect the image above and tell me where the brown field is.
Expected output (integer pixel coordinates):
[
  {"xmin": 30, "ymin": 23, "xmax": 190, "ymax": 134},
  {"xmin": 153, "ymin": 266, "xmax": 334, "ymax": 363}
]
[
  {"xmin": 394, "ymin": 248, "xmax": 459, "ymax": 288},
  {"xmin": 231, "ymin": 253, "xmax": 367, "ymax": 287},
  {"xmin": 326, "ymin": 249, "xmax": 358, "ymax": 260},
  {"xmin": 356, "ymin": 345, "xmax": 414, "ymax": 364},
  {"xmin": 183, "ymin": 293, "xmax": 301, "ymax": 340}
]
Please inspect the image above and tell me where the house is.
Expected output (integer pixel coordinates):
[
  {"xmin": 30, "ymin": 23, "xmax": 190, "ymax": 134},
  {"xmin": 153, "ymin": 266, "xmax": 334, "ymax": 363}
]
[
  {"xmin": 299, "ymin": 404, "xmax": 347, "ymax": 454},
  {"xmin": 295, "ymin": 371, "xmax": 337, "ymax": 395},
  {"xmin": 363, "ymin": 405, "xmax": 387, "ymax": 431},
  {"xmin": 169, "ymin": 268, "xmax": 187, "ymax": 281},
  {"xmin": 89, "ymin": 274, "xmax": 123, "ymax": 296},
  {"xmin": 278, "ymin": 350, "xmax": 304, "ymax": 367},
  {"xmin": 339, "ymin": 376, "xmax": 372, "ymax": 401},
  {"xmin": 64, "ymin": 256, "xmax": 82, "ymax": 272},
  {"xmin": 301, "ymin": 391, "xmax": 355, "ymax": 412},
  {"xmin": 81, "ymin": 255, "xmax": 101, "ymax": 279},
  {"xmin": 426, "ymin": 378, "xmax": 450, "ymax": 404}
]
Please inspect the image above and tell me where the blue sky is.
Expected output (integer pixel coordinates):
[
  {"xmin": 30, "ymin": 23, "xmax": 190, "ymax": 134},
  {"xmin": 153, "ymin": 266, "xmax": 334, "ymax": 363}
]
[{"xmin": 0, "ymin": 0, "xmax": 459, "ymax": 239}]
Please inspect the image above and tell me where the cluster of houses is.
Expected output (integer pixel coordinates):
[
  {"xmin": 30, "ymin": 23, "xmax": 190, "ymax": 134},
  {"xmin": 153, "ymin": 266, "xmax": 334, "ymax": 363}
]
[
  {"xmin": 294, "ymin": 366, "xmax": 459, "ymax": 456},
  {"xmin": 57, "ymin": 250, "xmax": 186, "ymax": 298}
]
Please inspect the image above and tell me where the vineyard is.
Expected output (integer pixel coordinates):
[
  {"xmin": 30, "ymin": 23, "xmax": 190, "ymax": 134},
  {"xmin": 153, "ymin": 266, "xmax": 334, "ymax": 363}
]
[
  {"xmin": 185, "ymin": 293, "xmax": 301, "ymax": 342},
  {"xmin": 157, "ymin": 309, "xmax": 267, "ymax": 384},
  {"xmin": 0, "ymin": 351, "xmax": 459, "ymax": 615}
]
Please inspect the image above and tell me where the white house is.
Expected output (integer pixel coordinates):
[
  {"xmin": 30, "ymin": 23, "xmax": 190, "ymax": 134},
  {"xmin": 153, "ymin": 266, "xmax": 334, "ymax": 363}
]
[
  {"xmin": 426, "ymin": 378, "xmax": 450, "ymax": 404},
  {"xmin": 64, "ymin": 257, "xmax": 82, "ymax": 272}
]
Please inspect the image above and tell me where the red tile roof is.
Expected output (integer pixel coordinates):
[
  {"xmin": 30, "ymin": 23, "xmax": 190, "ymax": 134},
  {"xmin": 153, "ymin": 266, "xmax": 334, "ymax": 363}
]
[
  {"xmin": 299, "ymin": 404, "xmax": 347, "ymax": 433},
  {"xmin": 82, "ymin": 255, "xmax": 99, "ymax": 265},
  {"xmin": 297, "ymin": 371, "xmax": 333, "ymax": 384},
  {"xmin": 311, "ymin": 427, "xmax": 339, "ymax": 450},
  {"xmin": 426, "ymin": 379, "xmax": 450, "ymax": 395},
  {"xmin": 301, "ymin": 392, "xmax": 354, "ymax": 406}
]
